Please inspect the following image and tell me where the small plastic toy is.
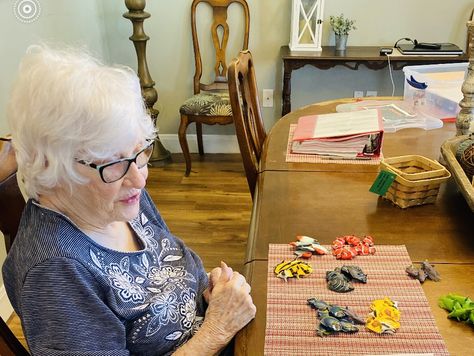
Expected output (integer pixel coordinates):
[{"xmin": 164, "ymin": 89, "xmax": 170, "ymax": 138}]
[
  {"xmin": 331, "ymin": 235, "xmax": 376, "ymax": 260},
  {"xmin": 366, "ymin": 297, "xmax": 401, "ymax": 334},
  {"xmin": 307, "ymin": 297, "xmax": 365, "ymax": 337},
  {"xmin": 341, "ymin": 265, "xmax": 368, "ymax": 283},
  {"xmin": 405, "ymin": 260, "xmax": 441, "ymax": 283},
  {"xmin": 274, "ymin": 259, "xmax": 312, "ymax": 281},
  {"xmin": 326, "ymin": 269, "xmax": 354, "ymax": 293},
  {"xmin": 290, "ymin": 235, "xmax": 329, "ymax": 259},
  {"xmin": 438, "ymin": 294, "xmax": 474, "ymax": 325},
  {"xmin": 326, "ymin": 265, "xmax": 367, "ymax": 293}
]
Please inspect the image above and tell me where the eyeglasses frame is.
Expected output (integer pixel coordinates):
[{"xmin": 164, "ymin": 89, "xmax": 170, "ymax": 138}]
[{"xmin": 77, "ymin": 140, "xmax": 155, "ymax": 183}]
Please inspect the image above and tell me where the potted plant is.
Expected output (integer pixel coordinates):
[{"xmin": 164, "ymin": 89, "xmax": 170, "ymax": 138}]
[{"xmin": 329, "ymin": 13, "xmax": 356, "ymax": 51}]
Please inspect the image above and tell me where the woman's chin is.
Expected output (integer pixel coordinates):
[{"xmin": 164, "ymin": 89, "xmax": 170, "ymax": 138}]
[
  {"xmin": 117, "ymin": 200, "xmax": 141, "ymax": 221},
  {"xmin": 126, "ymin": 209, "xmax": 140, "ymax": 221}
]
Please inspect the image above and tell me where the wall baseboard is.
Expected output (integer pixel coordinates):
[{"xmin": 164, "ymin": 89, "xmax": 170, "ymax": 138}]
[
  {"xmin": 0, "ymin": 284, "xmax": 13, "ymax": 321},
  {"xmin": 158, "ymin": 134, "xmax": 240, "ymax": 154}
]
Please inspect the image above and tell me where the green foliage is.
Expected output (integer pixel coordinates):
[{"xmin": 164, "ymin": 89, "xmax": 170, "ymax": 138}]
[{"xmin": 329, "ymin": 14, "xmax": 356, "ymax": 35}]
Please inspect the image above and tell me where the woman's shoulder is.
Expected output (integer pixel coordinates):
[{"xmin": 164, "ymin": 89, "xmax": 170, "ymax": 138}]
[
  {"xmin": 18, "ymin": 199, "xmax": 89, "ymax": 251},
  {"xmin": 5, "ymin": 201, "xmax": 101, "ymax": 283}
]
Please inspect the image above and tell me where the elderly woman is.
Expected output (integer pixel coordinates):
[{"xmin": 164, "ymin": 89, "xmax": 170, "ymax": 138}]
[{"xmin": 2, "ymin": 45, "xmax": 255, "ymax": 355}]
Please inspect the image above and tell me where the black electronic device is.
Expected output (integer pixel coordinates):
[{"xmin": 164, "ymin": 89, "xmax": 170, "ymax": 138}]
[
  {"xmin": 393, "ymin": 37, "xmax": 463, "ymax": 55},
  {"xmin": 415, "ymin": 42, "xmax": 442, "ymax": 50},
  {"xmin": 397, "ymin": 43, "xmax": 463, "ymax": 55},
  {"xmin": 380, "ymin": 48, "xmax": 393, "ymax": 55}
]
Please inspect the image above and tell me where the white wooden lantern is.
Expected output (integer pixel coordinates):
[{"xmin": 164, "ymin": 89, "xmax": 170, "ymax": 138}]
[{"xmin": 289, "ymin": 0, "xmax": 325, "ymax": 52}]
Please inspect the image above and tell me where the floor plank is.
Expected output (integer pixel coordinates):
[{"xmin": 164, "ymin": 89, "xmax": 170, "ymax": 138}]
[{"xmin": 7, "ymin": 153, "xmax": 252, "ymax": 349}]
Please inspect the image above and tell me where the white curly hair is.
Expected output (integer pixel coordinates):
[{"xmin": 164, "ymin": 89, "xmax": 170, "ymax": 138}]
[{"xmin": 7, "ymin": 44, "xmax": 156, "ymax": 199}]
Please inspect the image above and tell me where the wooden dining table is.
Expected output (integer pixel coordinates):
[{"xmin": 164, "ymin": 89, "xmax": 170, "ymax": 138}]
[{"xmin": 234, "ymin": 98, "xmax": 474, "ymax": 356}]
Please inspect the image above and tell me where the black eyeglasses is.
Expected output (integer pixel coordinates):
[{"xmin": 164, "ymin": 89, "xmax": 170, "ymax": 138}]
[{"xmin": 77, "ymin": 140, "xmax": 154, "ymax": 183}]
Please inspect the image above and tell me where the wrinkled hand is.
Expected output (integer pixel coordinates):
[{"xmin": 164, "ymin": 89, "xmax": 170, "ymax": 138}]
[
  {"xmin": 203, "ymin": 261, "xmax": 234, "ymax": 302},
  {"xmin": 203, "ymin": 262, "xmax": 256, "ymax": 344},
  {"xmin": 209, "ymin": 261, "xmax": 233, "ymax": 290}
]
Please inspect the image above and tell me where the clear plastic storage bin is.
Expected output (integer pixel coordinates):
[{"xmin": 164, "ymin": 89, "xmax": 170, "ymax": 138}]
[{"xmin": 403, "ymin": 62, "xmax": 468, "ymax": 119}]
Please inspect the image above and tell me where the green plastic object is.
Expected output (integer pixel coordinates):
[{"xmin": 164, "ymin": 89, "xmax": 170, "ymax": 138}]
[{"xmin": 438, "ymin": 294, "xmax": 474, "ymax": 325}]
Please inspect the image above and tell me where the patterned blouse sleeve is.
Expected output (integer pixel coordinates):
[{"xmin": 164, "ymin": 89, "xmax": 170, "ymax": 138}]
[{"xmin": 20, "ymin": 257, "xmax": 130, "ymax": 355}]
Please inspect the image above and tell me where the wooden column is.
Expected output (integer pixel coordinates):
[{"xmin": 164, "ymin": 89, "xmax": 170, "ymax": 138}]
[
  {"xmin": 123, "ymin": 0, "xmax": 171, "ymax": 165},
  {"xmin": 457, "ymin": 18, "xmax": 474, "ymax": 135}
]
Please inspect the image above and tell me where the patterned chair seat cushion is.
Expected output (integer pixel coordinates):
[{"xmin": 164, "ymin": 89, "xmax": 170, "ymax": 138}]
[{"xmin": 179, "ymin": 91, "xmax": 232, "ymax": 116}]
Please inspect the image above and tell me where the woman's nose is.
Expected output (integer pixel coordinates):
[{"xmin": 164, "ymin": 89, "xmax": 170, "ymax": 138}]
[{"xmin": 124, "ymin": 162, "xmax": 147, "ymax": 188}]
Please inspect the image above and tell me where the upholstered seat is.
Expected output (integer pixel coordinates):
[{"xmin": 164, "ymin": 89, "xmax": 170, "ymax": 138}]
[{"xmin": 179, "ymin": 91, "xmax": 232, "ymax": 117}]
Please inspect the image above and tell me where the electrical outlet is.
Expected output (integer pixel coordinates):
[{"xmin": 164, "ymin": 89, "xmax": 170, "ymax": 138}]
[
  {"xmin": 262, "ymin": 89, "xmax": 274, "ymax": 107},
  {"xmin": 354, "ymin": 90, "xmax": 364, "ymax": 98},
  {"xmin": 366, "ymin": 90, "xmax": 378, "ymax": 97}
]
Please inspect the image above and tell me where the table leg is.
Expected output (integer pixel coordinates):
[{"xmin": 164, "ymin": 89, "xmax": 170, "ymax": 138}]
[{"xmin": 282, "ymin": 61, "xmax": 292, "ymax": 116}]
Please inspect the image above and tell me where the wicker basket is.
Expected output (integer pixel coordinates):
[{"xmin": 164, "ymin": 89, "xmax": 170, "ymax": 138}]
[
  {"xmin": 441, "ymin": 135, "xmax": 474, "ymax": 213},
  {"xmin": 380, "ymin": 155, "xmax": 451, "ymax": 208}
]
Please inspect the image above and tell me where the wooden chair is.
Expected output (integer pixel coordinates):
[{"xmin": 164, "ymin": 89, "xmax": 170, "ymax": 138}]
[
  {"xmin": 227, "ymin": 50, "xmax": 266, "ymax": 199},
  {"xmin": 179, "ymin": 0, "xmax": 250, "ymax": 176},
  {"xmin": 0, "ymin": 313, "xmax": 28, "ymax": 356},
  {"xmin": 0, "ymin": 137, "xmax": 29, "ymax": 355}
]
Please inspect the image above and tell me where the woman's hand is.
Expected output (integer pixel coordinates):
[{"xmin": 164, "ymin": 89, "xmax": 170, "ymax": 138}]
[
  {"xmin": 202, "ymin": 261, "xmax": 256, "ymax": 344},
  {"xmin": 203, "ymin": 261, "xmax": 234, "ymax": 303},
  {"xmin": 174, "ymin": 262, "xmax": 255, "ymax": 355}
]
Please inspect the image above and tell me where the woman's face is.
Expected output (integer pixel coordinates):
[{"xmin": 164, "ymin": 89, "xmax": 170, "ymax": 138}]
[{"xmin": 69, "ymin": 140, "xmax": 149, "ymax": 228}]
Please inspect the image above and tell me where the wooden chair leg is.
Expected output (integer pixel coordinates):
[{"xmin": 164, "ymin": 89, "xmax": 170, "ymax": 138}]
[
  {"xmin": 178, "ymin": 114, "xmax": 192, "ymax": 176},
  {"xmin": 196, "ymin": 122, "xmax": 204, "ymax": 155}
]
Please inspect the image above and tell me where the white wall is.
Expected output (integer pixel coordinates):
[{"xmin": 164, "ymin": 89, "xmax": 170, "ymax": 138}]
[
  {"xmin": 0, "ymin": 0, "xmax": 473, "ymax": 318},
  {"xmin": 1, "ymin": 0, "xmax": 473, "ymax": 138},
  {"xmin": 0, "ymin": 0, "xmax": 109, "ymax": 133}
]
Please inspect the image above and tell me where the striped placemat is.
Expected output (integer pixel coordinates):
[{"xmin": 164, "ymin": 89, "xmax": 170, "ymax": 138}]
[
  {"xmin": 264, "ymin": 244, "xmax": 448, "ymax": 356},
  {"xmin": 286, "ymin": 124, "xmax": 382, "ymax": 165}
]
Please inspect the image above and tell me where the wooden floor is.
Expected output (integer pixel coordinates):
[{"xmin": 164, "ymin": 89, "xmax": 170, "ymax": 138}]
[{"xmin": 7, "ymin": 153, "xmax": 252, "ymax": 349}]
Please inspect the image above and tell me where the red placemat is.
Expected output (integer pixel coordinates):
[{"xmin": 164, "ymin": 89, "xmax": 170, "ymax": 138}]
[
  {"xmin": 265, "ymin": 244, "xmax": 448, "ymax": 356},
  {"xmin": 286, "ymin": 124, "xmax": 383, "ymax": 165}
]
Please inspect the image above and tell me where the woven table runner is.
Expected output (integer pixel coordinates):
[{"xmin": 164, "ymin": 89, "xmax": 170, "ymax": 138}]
[
  {"xmin": 286, "ymin": 124, "xmax": 382, "ymax": 165},
  {"xmin": 264, "ymin": 244, "xmax": 448, "ymax": 356}
]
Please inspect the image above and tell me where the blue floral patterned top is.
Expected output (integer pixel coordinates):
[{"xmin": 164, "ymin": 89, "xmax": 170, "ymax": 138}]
[{"xmin": 2, "ymin": 190, "xmax": 209, "ymax": 355}]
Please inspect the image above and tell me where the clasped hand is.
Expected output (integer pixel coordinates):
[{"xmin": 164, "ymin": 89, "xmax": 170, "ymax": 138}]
[{"xmin": 203, "ymin": 261, "xmax": 256, "ymax": 343}]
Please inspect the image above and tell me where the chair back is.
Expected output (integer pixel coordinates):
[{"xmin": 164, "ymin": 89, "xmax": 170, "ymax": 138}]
[
  {"xmin": 191, "ymin": 0, "xmax": 250, "ymax": 94},
  {"xmin": 0, "ymin": 138, "xmax": 25, "ymax": 252},
  {"xmin": 0, "ymin": 173, "xmax": 25, "ymax": 253},
  {"xmin": 228, "ymin": 50, "xmax": 266, "ymax": 198},
  {"xmin": 0, "ymin": 137, "xmax": 29, "ymax": 355}
]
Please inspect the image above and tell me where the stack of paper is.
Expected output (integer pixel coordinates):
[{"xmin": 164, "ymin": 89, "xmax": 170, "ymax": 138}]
[{"xmin": 291, "ymin": 109, "xmax": 384, "ymax": 159}]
